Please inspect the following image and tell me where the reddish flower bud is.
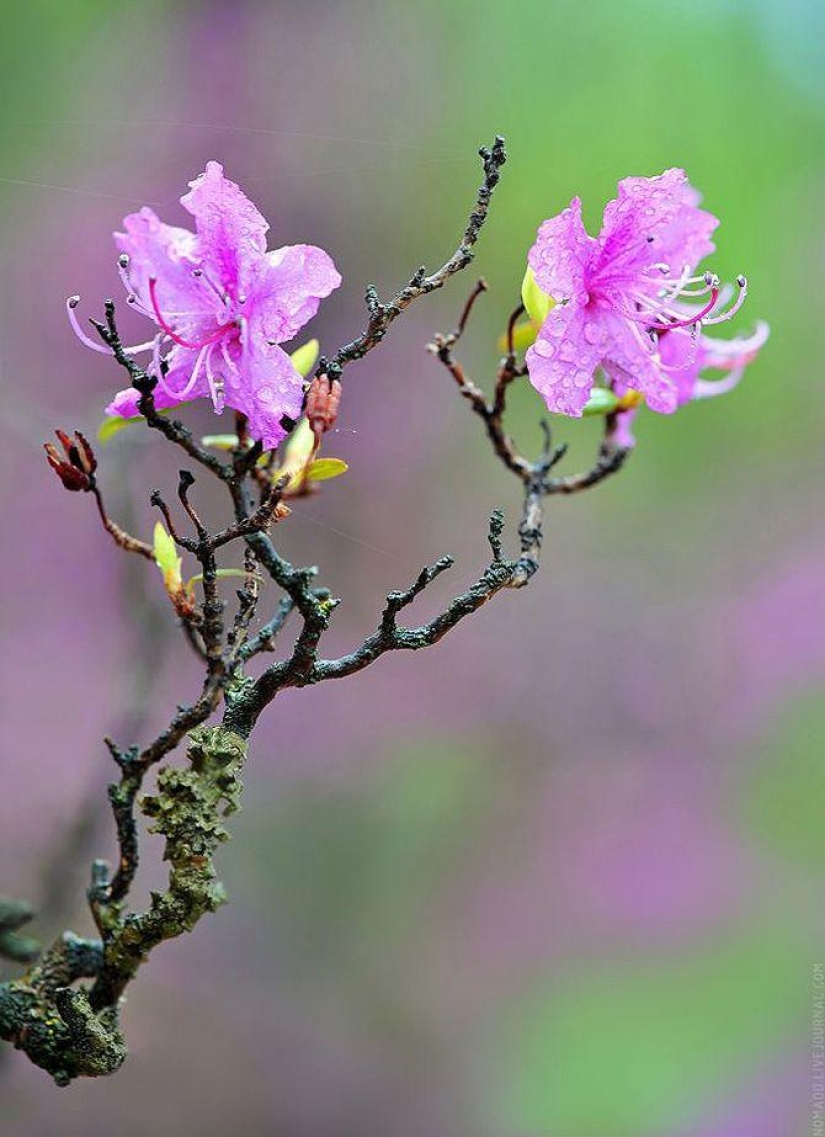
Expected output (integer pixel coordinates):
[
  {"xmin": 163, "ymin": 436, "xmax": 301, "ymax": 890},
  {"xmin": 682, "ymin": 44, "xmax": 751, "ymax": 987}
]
[
  {"xmin": 305, "ymin": 375, "xmax": 342, "ymax": 437},
  {"xmin": 44, "ymin": 430, "xmax": 97, "ymax": 492}
]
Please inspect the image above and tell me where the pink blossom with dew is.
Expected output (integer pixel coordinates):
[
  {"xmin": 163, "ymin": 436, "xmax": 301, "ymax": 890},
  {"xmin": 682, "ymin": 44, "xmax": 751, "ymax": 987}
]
[
  {"xmin": 525, "ymin": 168, "xmax": 766, "ymax": 417},
  {"xmin": 612, "ymin": 319, "xmax": 770, "ymax": 448},
  {"xmin": 69, "ymin": 162, "xmax": 341, "ymax": 449}
]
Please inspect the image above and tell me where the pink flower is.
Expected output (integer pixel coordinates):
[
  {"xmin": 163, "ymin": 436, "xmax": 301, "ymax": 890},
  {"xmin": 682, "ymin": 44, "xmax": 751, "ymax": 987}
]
[
  {"xmin": 525, "ymin": 168, "xmax": 762, "ymax": 418},
  {"xmin": 661, "ymin": 320, "xmax": 770, "ymax": 406},
  {"xmin": 72, "ymin": 162, "xmax": 341, "ymax": 449},
  {"xmin": 614, "ymin": 319, "xmax": 770, "ymax": 448}
]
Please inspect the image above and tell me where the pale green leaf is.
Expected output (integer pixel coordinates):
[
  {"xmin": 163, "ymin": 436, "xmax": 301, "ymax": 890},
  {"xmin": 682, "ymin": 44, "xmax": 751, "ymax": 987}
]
[
  {"xmin": 290, "ymin": 339, "xmax": 320, "ymax": 378},
  {"xmin": 152, "ymin": 522, "xmax": 181, "ymax": 584},
  {"xmin": 283, "ymin": 417, "xmax": 315, "ymax": 465},
  {"xmin": 97, "ymin": 415, "xmax": 139, "ymax": 443},
  {"xmin": 520, "ymin": 265, "xmax": 554, "ymax": 326},
  {"xmin": 97, "ymin": 402, "xmax": 196, "ymax": 445},
  {"xmin": 582, "ymin": 387, "xmax": 621, "ymax": 416},
  {"xmin": 306, "ymin": 457, "xmax": 348, "ymax": 482},
  {"xmin": 201, "ymin": 434, "xmax": 240, "ymax": 451},
  {"xmin": 186, "ymin": 568, "xmax": 248, "ymax": 589},
  {"xmin": 497, "ymin": 318, "xmax": 539, "ymax": 354}
]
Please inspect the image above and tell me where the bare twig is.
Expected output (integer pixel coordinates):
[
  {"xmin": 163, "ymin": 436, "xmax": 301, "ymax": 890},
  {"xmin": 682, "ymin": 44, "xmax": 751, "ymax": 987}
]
[{"xmin": 320, "ymin": 137, "xmax": 506, "ymax": 382}]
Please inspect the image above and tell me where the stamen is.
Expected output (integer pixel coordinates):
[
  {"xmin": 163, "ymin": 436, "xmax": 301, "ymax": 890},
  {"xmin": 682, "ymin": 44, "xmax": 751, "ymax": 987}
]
[
  {"xmin": 66, "ymin": 296, "xmax": 111, "ymax": 354},
  {"xmin": 702, "ymin": 275, "xmax": 747, "ymax": 326},
  {"xmin": 117, "ymin": 254, "xmax": 152, "ymax": 317},
  {"xmin": 163, "ymin": 340, "xmax": 213, "ymax": 401},
  {"xmin": 148, "ymin": 277, "xmax": 228, "ymax": 350},
  {"xmin": 151, "ymin": 333, "xmax": 164, "ymax": 381},
  {"xmin": 191, "ymin": 266, "xmax": 231, "ymax": 308},
  {"xmin": 659, "ymin": 264, "xmax": 694, "ymax": 305},
  {"xmin": 626, "ymin": 318, "xmax": 659, "ymax": 360},
  {"xmin": 205, "ymin": 343, "xmax": 225, "ymax": 414},
  {"xmin": 656, "ymin": 288, "xmax": 720, "ymax": 331},
  {"xmin": 220, "ymin": 337, "xmax": 239, "ymax": 380}
]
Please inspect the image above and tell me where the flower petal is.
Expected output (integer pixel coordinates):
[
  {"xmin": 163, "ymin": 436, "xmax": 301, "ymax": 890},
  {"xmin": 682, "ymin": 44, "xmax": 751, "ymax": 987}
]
[
  {"xmin": 602, "ymin": 315, "xmax": 679, "ymax": 414},
  {"xmin": 226, "ymin": 338, "xmax": 305, "ymax": 449},
  {"xmin": 525, "ymin": 303, "xmax": 606, "ymax": 416},
  {"xmin": 658, "ymin": 320, "xmax": 769, "ymax": 405},
  {"xmin": 181, "ymin": 161, "xmax": 269, "ymax": 295},
  {"xmin": 528, "ymin": 197, "xmax": 596, "ymax": 302},
  {"xmin": 251, "ymin": 244, "xmax": 342, "ymax": 345},
  {"xmin": 613, "ymin": 406, "xmax": 639, "ymax": 449},
  {"xmin": 657, "ymin": 182, "xmax": 718, "ymax": 275},
  {"xmin": 116, "ymin": 207, "xmax": 213, "ymax": 324},
  {"xmin": 598, "ymin": 168, "xmax": 717, "ymax": 278},
  {"xmin": 701, "ymin": 320, "xmax": 770, "ymax": 370},
  {"xmin": 105, "ymin": 345, "xmax": 211, "ymax": 418}
]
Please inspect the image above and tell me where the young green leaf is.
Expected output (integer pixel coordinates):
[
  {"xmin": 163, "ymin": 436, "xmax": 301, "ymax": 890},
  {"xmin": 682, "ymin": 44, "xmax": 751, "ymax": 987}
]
[
  {"xmin": 152, "ymin": 522, "xmax": 183, "ymax": 593},
  {"xmin": 306, "ymin": 457, "xmax": 348, "ymax": 482},
  {"xmin": 186, "ymin": 568, "xmax": 248, "ymax": 590},
  {"xmin": 582, "ymin": 388, "xmax": 621, "ymax": 416},
  {"xmin": 201, "ymin": 434, "xmax": 241, "ymax": 451},
  {"xmin": 520, "ymin": 265, "xmax": 554, "ymax": 326},
  {"xmin": 97, "ymin": 415, "xmax": 138, "ymax": 443},
  {"xmin": 290, "ymin": 339, "xmax": 320, "ymax": 378},
  {"xmin": 498, "ymin": 319, "xmax": 539, "ymax": 354}
]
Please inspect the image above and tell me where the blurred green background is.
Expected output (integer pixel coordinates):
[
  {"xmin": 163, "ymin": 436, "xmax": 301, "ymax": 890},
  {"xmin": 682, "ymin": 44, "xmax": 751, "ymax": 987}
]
[{"xmin": 1, "ymin": 2, "xmax": 823, "ymax": 1134}]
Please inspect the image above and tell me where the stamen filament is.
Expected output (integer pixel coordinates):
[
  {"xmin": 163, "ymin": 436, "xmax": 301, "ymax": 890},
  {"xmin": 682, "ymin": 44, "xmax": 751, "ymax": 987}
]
[
  {"xmin": 655, "ymin": 288, "xmax": 720, "ymax": 330},
  {"xmin": 205, "ymin": 342, "xmax": 225, "ymax": 414},
  {"xmin": 148, "ymin": 277, "xmax": 229, "ymax": 350},
  {"xmin": 702, "ymin": 277, "xmax": 747, "ymax": 326},
  {"xmin": 67, "ymin": 296, "xmax": 111, "ymax": 354}
]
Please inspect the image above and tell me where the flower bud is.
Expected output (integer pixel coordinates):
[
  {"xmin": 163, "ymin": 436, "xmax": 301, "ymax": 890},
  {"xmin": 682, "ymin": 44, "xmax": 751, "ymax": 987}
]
[
  {"xmin": 306, "ymin": 375, "xmax": 342, "ymax": 437},
  {"xmin": 44, "ymin": 429, "xmax": 97, "ymax": 492}
]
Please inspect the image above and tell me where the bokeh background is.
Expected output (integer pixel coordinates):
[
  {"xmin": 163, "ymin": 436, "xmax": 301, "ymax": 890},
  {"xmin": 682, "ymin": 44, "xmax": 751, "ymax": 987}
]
[{"xmin": 1, "ymin": 1, "xmax": 823, "ymax": 1134}]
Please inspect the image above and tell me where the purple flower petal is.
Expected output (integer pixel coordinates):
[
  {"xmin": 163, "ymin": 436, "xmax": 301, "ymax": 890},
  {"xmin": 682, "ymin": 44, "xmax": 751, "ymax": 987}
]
[
  {"xmin": 525, "ymin": 305, "xmax": 606, "ymax": 416},
  {"xmin": 227, "ymin": 339, "xmax": 304, "ymax": 450},
  {"xmin": 252, "ymin": 244, "xmax": 342, "ymax": 344},
  {"xmin": 181, "ymin": 160, "xmax": 269, "ymax": 296},
  {"xmin": 528, "ymin": 197, "xmax": 595, "ymax": 302}
]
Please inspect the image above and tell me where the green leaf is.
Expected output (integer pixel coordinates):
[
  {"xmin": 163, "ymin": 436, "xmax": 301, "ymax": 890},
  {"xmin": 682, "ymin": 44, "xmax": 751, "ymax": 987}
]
[
  {"xmin": 290, "ymin": 338, "xmax": 320, "ymax": 378},
  {"xmin": 97, "ymin": 415, "xmax": 139, "ymax": 443},
  {"xmin": 186, "ymin": 568, "xmax": 248, "ymax": 590},
  {"xmin": 582, "ymin": 387, "xmax": 621, "ymax": 416},
  {"xmin": 497, "ymin": 318, "xmax": 538, "ymax": 355},
  {"xmin": 201, "ymin": 434, "xmax": 240, "ymax": 451},
  {"xmin": 97, "ymin": 401, "xmax": 196, "ymax": 445},
  {"xmin": 520, "ymin": 265, "xmax": 554, "ymax": 326},
  {"xmin": 493, "ymin": 932, "xmax": 808, "ymax": 1136},
  {"xmin": 152, "ymin": 521, "xmax": 182, "ymax": 592},
  {"xmin": 282, "ymin": 417, "xmax": 315, "ymax": 467},
  {"xmin": 306, "ymin": 457, "xmax": 348, "ymax": 482}
]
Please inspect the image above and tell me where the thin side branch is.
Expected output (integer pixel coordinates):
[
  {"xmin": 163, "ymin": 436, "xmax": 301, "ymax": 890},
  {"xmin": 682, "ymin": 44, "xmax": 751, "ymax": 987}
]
[{"xmin": 321, "ymin": 137, "xmax": 507, "ymax": 381}]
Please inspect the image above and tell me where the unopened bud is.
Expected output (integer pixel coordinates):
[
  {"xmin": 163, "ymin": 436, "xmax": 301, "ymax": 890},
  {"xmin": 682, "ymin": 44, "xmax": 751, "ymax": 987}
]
[
  {"xmin": 44, "ymin": 429, "xmax": 97, "ymax": 492},
  {"xmin": 306, "ymin": 374, "xmax": 342, "ymax": 436}
]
